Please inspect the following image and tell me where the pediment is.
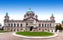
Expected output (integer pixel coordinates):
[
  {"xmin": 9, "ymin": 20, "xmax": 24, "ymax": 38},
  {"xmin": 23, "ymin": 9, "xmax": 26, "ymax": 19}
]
[
  {"xmin": 27, "ymin": 17, "xmax": 34, "ymax": 20},
  {"xmin": 23, "ymin": 17, "xmax": 38, "ymax": 21}
]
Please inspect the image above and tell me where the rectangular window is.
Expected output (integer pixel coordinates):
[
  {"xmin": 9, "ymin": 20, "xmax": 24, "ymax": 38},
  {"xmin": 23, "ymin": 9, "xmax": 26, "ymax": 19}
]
[
  {"xmin": 26, "ymin": 23, "xmax": 28, "ymax": 25},
  {"xmin": 17, "ymin": 24, "xmax": 19, "ymax": 27},
  {"xmin": 26, "ymin": 22, "xmax": 28, "ymax": 26},
  {"xmin": 39, "ymin": 24, "xmax": 41, "ymax": 27},
  {"xmin": 30, "ymin": 22, "xmax": 33, "ymax": 24},
  {"xmin": 21, "ymin": 24, "xmax": 22, "ymax": 27},
  {"xmin": 11, "ymin": 24, "xmax": 13, "ymax": 27},
  {"xmin": 42, "ymin": 24, "xmax": 43, "ymax": 27},
  {"xmin": 50, "ymin": 24, "xmax": 51, "ymax": 27},
  {"xmin": 8, "ymin": 24, "xmax": 10, "ymax": 27},
  {"xmin": 47, "ymin": 24, "xmax": 49, "ymax": 27},
  {"xmin": 45, "ymin": 24, "xmax": 46, "ymax": 27}
]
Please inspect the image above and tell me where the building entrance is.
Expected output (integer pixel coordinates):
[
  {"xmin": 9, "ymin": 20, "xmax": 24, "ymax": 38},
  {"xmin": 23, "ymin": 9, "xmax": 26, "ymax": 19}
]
[{"xmin": 30, "ymin": 26, "xmax": 33, "ymax": 31}]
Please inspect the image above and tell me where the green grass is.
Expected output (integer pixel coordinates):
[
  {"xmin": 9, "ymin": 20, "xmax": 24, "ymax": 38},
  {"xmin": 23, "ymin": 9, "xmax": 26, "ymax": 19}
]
[
  {"xmin": 0, "ymin": 30, "xmax": 9, "ymax": 33},
  {"xmin": 16, "ymin": 32, "xmax": 54, "ymax": 36}
]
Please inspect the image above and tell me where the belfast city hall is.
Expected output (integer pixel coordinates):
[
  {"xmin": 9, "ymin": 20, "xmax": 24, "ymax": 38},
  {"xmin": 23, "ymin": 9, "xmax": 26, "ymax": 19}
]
[{"xmin": 3, "ymin": 8, "xmax": 55, "ymax": 32}]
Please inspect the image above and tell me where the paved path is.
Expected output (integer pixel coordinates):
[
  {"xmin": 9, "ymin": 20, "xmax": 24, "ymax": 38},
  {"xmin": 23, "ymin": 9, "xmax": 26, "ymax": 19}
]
[{"xmin": 0, "ymin": 32, "xmax": 63, "ymax": 40}]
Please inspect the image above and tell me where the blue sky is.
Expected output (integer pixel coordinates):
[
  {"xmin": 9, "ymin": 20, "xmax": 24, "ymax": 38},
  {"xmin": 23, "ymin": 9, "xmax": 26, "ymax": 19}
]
[{"xmin": 0, "ymin": 0, "xmax": 63, "ymax": 25}]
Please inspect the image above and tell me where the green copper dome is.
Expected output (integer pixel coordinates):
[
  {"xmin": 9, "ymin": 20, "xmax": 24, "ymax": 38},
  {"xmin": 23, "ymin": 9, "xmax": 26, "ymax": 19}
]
[
  {"xmin": 62, "ymin": 20, "xmax": 63, "ymax": 24},
  {"xmin": 27, "ymin": 8, "xmax": 33, "ymax": 13},
  {"xmin": 6, "ymin": 12, "xmax": 8, "ymax": 16},
  {"xmin": 25, "ymin": 8, "xmax": 35, "ymax": 16},
  {"xmin": 62, "ymin": 20, "xmax": 63, "ymax": 22}
]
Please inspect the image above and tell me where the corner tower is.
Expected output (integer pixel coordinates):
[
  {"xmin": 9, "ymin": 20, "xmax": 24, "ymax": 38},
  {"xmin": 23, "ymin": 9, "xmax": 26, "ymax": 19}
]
[
  {"xmin": 50, "ymin": 14, "xmax": 55, "ymax": 22},
  {"xmin": 4, "ymin": 12, "xmax": 9, "ymax": 22}
]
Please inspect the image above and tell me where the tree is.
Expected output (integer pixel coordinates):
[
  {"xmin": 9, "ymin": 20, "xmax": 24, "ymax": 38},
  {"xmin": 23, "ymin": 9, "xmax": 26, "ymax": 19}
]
[{"xmin": 55, "ymin": 24, "xmax": 63, "ymax": 32}]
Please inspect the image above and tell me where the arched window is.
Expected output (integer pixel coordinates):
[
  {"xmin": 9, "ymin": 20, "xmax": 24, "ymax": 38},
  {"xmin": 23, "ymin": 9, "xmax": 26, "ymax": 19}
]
[
  {"xmin": 47, "ymin": 24, "xmax": 49, "ymax": 27},
  {"xmin": 42, "ymin": 24, "xmax": 43, "ymax": 27},
  {"xmin": 20, "ymin": 24, "xmax": 22, "ymax": 27},
  {"xmin": 26, "ymin": 23, "xmax": 28, "ymax": 26},
  {"xmin": 50, "ymin": 24, "xmax": 51, "ymax": 27},
  {"xmin": 17, "ymin": 24, "xmax": 19, "ymax": 27},
  {"xmin": 8, "ymin": 24, "xmax": 10, "ymax": 27},
  {"xmin": 11, "ymin": 29, "xmax": 12, "ymax": 31},
  {"xmin": 14, "ymin": 29, "xmax": 15, "ymax": 31},
  {"xmin": 14, "ymin": 24, "xmax": 16, "ymax": 27},
  {"xmin": 17, "ymin": 29, "xmax": 19, "ymax": 31},
  {"xmin": 39, "ymin": 24, "xmax": 41, "ymax": 27},
  {"xmin": 45, "ymin": 24, "xmax": 46, "ymax": 27}
]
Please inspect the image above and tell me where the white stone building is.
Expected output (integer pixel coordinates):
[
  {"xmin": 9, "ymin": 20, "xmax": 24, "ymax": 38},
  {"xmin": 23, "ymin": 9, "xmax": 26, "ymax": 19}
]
[
  {"xmin": 0, "ymin": 24, "xmax": 2, "ymax": 29},
  {"xmin": 3, "ymin": 8, "xmax": 55, "ymax": 32}
]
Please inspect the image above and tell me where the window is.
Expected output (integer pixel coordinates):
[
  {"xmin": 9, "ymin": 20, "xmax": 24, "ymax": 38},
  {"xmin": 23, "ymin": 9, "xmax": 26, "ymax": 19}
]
[
  {"xmin": 30, "ymin": 22, "xmax": 33, "ymax": 24},
  {"xmin": 17, "ymin": 24, "xmax": 19, "ymax": 27},
  {"xmin": 21, "ymin": 28, "xmax": 23, "ymax": 30},
  {"xmin": 17, "ymin": 29, "xmax": 19, "ymax": 31},
  {"xmin": 45, "ymin": 24, "xmax": 46, "ymax": 27},
  {"xmin": 42, "ymin": 24, "xmax": 43, "ymax": 27},
  {"xmin": 50, "ymin": 24, "xmax": 51, "ymax": 27},
  {"xmin": 26, "ymin": 23, "xmax": 28, "ymax": 25},
  {"xmin": 39, "ymin": 24, "xmax": 41, "ymax": 27},
  {"xmin": 26, "ymin": 23, "xmax": 28, "ymax": 27},
  {"xmin": 14, "ymin": 24, "xmax": 16, "ymax": 27},
  {"xmin": 8, "ymin": 24, "xmax": 10, "ymax": 27},
  {"xmin": 39, "ymin": 28, "xmax": 41, "ymax": 30},
  {"xmin": 47, "ymin": 24, "xmax": 49, "ymax": 27},
  {"xmin": 20, "ymin": 24, "xmax": 22, "ymax": 27}
]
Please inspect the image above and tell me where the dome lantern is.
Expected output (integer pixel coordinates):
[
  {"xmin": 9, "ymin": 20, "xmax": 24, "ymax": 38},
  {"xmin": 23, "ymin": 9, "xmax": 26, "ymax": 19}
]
[
  {"xmin": 27, "ymin": 8, "xmax": 32, "ymax": 12},
  {"xmin": 62, "ymin": 20, "xmax": 63, "ymax": 24},
  {"xmin": 25, "ymin": 8, "xmax": 35, "ymax": 17}
]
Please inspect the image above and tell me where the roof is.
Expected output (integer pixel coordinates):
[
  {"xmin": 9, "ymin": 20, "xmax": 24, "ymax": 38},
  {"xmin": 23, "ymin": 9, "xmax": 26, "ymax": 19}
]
[
  {"xmin": 38, "ymin": 20, "xmax": 52, "ymax": 22},
  {"xmin": 23, "ymin": 17, "xmax": 38, "ymax": 21},
  {"xmin": 62, "ymin": 20, "xmax": 63, "ymax": 22},
  {"xmin": 50, "ymin": 14, "xmax": 54, "ymax": 18},
  {"xmin": 8, "ymin": 20, "xmax": 23, "ymax": 22},
  {"xmin": 27, "ymin": 8, "xmax": 33, "ymax": 13},
  {"xmin": 26, "ymin": 8, "xmax": 35, "ymax": 14}
]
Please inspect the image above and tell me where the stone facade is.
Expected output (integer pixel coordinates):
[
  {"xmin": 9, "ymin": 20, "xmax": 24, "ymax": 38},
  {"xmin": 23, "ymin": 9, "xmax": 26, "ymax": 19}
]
[{"xmin": 3, "ymin": 9, "xmax": 55, "ymax": 32}]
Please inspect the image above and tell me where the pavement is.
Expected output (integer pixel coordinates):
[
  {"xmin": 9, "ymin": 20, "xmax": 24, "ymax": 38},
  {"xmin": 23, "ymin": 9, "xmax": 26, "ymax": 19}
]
[{"xmin": 0, "ymin": 32, "xmax": 63, "ymax": 40}]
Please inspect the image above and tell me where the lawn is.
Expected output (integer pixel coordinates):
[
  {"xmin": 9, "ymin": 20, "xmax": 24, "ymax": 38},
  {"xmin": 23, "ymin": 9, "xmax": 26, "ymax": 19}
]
[
  {"xmin": 0, "ymin": 30, "xmax": 9, "ymax": 33},
  {"xmin": 16, "ymin": 32, "xmax": 54, "ymax": 36}
]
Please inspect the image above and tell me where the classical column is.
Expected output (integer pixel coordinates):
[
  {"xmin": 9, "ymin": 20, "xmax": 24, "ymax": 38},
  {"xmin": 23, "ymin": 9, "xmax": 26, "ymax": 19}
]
[{"xmin": 19, "ymin": 23, "xmax": 21, "ymax": 27}]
